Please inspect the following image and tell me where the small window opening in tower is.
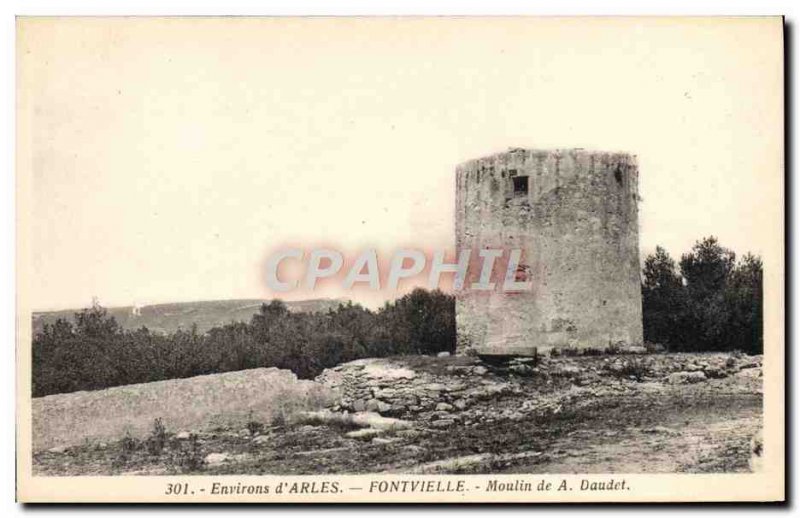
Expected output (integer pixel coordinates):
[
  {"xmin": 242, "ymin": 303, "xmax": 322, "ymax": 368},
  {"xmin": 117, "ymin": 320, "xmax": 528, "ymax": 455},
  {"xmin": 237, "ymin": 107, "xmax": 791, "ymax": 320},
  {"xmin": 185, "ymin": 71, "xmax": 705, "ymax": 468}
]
[
  {"xmin": 513, "ymin": 175, "xmax": 529, "ymax": 196},
  {"xmin": 614, "ymin": 167, "xmax": 624, "ymax": 186}
]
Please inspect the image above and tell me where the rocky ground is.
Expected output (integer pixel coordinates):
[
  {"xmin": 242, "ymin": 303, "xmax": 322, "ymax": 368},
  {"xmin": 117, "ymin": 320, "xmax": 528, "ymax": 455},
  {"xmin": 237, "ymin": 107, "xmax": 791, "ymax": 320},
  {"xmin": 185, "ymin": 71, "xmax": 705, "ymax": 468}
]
[{"xmin": 33, "ymin": 351, "xmax": 763, "ymax": 476}]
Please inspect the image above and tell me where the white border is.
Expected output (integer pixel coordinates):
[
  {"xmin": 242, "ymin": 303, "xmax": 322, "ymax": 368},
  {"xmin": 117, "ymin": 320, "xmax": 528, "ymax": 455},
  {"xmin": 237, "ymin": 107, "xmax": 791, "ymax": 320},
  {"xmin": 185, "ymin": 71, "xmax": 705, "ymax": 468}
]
[{"xmin": 4, "ymin": 1, "xmax": 796, "ymax": 516}]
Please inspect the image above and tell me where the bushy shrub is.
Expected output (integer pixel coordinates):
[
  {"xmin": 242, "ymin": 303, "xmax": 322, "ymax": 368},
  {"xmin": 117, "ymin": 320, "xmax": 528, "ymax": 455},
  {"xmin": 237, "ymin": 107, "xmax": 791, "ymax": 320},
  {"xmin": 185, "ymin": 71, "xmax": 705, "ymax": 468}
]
[
  {"xmin": 32, "ymin": 289, "xmax": 456, "ymax": 396},
  {"xmin": 172, "ymin": 434, "xmax": 205, "ymax": 473},
  {"xmin": 146, "ymin": 418, "xmax": 168, "ymax": 457}
]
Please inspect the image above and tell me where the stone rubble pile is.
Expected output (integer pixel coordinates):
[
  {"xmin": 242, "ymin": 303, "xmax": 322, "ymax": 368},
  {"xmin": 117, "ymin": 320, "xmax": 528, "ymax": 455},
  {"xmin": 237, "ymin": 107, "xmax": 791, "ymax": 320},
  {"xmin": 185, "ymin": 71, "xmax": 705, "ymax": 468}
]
[{"xmin": 315, "ymin": 352, "xmax": 764, "ymax": 431}]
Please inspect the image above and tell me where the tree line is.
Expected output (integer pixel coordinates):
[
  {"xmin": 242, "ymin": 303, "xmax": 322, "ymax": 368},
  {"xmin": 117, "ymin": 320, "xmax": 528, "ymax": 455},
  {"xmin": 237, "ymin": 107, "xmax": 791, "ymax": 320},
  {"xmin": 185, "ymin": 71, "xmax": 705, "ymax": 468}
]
[
  {"xmin": 32, "ymin": 236, "xmax": 763, "ymax": 397},
  {"xmin": 32, "ymin": 288, "xmax": 456, "ymax": 397}
]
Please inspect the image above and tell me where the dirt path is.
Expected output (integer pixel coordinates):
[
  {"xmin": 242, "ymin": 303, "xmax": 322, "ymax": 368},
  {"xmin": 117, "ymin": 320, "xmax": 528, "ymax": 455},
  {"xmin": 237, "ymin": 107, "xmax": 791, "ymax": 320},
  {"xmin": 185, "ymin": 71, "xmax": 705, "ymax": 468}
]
[{"xmin": 504, "ymin": 393, "xmax": 761, "ymax": 474}]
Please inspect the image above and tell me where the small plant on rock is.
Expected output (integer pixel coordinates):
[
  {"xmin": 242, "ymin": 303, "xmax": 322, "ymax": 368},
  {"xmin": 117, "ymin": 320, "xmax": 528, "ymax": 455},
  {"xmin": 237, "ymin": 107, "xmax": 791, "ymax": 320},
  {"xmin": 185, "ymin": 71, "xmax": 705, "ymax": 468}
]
[
  {"xmin": 146, "ymin": 417, "xmax": 168, "ymax": 457},
  {"xmin": 112, "ymin": 432, "xmax": 139, "ymax": 469},
  {"xmin": 172, "ymin": 434, "xmax": 205, "ymax": 473},
  {"xmin": 246, "ymin": 412, "xmax": 265, "ymax": 436}
]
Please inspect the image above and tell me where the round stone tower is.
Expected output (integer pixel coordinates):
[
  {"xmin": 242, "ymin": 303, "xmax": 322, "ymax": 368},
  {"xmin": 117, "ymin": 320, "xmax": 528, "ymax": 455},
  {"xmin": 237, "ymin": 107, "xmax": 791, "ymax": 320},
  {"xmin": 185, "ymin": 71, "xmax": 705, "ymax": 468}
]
[{"xmin": 455, "ymin": 148, "xmax": 643, "ymax": 355}]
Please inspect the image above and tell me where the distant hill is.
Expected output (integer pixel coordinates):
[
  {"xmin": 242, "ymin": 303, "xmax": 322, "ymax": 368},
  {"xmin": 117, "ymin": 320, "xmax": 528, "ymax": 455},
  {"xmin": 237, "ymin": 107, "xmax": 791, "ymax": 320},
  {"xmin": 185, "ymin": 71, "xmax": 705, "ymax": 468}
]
[{"xmin": 31, "ymin": 298, "xmax": 351, "ymax": 335}]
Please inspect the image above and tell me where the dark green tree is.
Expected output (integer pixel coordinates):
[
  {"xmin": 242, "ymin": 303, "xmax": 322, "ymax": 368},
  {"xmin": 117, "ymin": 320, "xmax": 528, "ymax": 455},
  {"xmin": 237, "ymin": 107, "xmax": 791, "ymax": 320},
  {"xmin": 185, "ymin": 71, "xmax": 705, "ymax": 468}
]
[{"xmin": 641, "ymin": 246, "xmax": 686, "ymax": 349}]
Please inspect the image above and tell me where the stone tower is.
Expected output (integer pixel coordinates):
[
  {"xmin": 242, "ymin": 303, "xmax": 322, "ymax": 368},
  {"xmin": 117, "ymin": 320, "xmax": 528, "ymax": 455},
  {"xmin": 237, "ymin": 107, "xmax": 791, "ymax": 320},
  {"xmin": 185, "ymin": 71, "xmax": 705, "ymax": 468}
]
[{"xmin": 455, "ymin": 148, "xmax": 643, "ymax": 355}]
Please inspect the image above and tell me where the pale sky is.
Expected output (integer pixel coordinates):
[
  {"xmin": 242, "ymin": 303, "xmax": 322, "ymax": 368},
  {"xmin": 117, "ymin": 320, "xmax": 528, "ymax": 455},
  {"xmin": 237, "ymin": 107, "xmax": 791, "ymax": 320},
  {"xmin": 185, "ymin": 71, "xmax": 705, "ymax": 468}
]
[{"xmin": 18, "ymin": 17, "xmax": 783, "ymax": 310}]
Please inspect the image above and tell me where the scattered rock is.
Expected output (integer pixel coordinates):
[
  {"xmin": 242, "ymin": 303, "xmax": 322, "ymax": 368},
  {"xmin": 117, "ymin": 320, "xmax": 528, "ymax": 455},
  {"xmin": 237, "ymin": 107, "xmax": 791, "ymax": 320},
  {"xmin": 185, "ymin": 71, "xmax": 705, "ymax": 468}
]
[
  {"xmin": 736, "ymin": 367, "xmax": 762, "ymax": 379},
  {"xmin": 667, "ymin": 371, "xmax": 707, "ymax": 384},
  {"xmin": 373, "ymin": 388, "xmax": 397, "ymax": 399},
  {"xmin": 47, "ymin": 446, "xmax": 67, "ymax": 454},
  {"xmin": 345, "ymin": 428, "xmax": 381, "ymax": 441},
  {"xmin": 643, "ymin": 426, "xmax": 676, "ymax": 435},
  {"xmin": 446, "ymin": 366, "xmax": 473, "ymax": 375},
  {"xmin": 472, "ymin": 366, "xmax": 489, "ymax": 376},
  {"xmin": 703, "ymin": 367, "xmax": 729, "ymax": 379},
  {"xmin": 453, "ymin": 399, "xmax": 470, "ymax": 410},
  {"xmin": 437, "ymin": 352, "xmax": 451, "ymax": 358},
  {"xmin": 175, "ymin": 431, "xmax": 192, "ymax": 440},
  {"xmin": 396, "ymin": 429, "xmax": 420, "ymax": 439},
  {"xmin": 738, "ymin": 356, "xmax": 762, "ymax": 370},
  {"xmin": 436, "ymin": 402, "xmax": 454, "ymax": 412},
  {"xmin": 350, "ymin": 412, "xmax": 413, "ymax": 430},
  {"xmin": 403, "ymin": 444, "xmax": 425, "ymax": 454},
  {"xmin": 204, "ymin": 453, "xmax": 230, "ymax": 465},
  {"xmin": 371, "ymin": 437, "xmax": 399, "ymax": 445},
  {"xmin": 364, "ymin": 399, "xmax": 392, "ymax": 413},
  {"xmin": 509, "ymin": 364, "xmax": 534, "ymax": 376},
  {"xmin": 429, "ymin": 419, "xmax": 456, "ymax": 428}
]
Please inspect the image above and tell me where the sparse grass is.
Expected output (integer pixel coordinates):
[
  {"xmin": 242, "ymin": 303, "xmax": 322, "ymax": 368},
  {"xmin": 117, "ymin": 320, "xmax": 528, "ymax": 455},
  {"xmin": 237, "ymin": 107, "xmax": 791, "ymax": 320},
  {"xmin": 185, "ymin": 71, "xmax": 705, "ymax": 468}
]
[
  {"xmin": 295, "ymin": 411, "xmax": 364, "ymax": 432},
  {"xmin": 645, "ymin": 341, "xmax": 667, "ymax": 353},
  {"xmin": 549, "ymin": 343, "xmax": 652, "ymax": 358},
  {"xmin": 245, "ymin": 412, "xmax": 265, "ymax": 436},
  {"xmin": 550, "ymin": 346, "xmax": 578, "ymax": 357},
  {"xmin": 270, "ymin": 413, "xmax": 287, "ymax": 428},
  {"xmin": 171, "ymin": 434, "xmax": 205, "ymax": 473},
  {"xmin": 111, "ymin": 432, "xmax": 139, "ymax": 469},
  {"xmin": 607, "ymin": 358, "xmax": 651, "ymax": 382},
  {"xmin": 146, "ymin": 418, "xmax": 168, "ymax": 457}
]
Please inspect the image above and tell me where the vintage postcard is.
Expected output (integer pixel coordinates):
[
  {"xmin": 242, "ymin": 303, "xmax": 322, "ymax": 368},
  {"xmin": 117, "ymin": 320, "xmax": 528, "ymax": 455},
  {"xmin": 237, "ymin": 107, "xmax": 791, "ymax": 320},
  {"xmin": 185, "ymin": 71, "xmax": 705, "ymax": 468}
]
[{"xmin": 16, "ymin": 16, "xmax": 784, "ymax": 503}]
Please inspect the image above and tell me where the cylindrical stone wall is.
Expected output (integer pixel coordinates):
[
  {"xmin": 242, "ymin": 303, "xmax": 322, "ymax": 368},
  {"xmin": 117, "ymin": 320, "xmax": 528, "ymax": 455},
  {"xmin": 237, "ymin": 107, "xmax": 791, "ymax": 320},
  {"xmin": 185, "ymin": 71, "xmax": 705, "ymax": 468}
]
[{"xmin": 455, "ymin": 148, "xmax": 643, "ymax": 355}]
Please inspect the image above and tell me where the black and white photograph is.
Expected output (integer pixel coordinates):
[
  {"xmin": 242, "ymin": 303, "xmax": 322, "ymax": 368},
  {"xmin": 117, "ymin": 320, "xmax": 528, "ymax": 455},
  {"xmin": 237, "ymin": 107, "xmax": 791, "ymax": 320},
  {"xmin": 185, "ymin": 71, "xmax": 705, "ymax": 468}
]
[{"xmin": 14, "ymin": 15, "xmax": 784, "ymax": 503}]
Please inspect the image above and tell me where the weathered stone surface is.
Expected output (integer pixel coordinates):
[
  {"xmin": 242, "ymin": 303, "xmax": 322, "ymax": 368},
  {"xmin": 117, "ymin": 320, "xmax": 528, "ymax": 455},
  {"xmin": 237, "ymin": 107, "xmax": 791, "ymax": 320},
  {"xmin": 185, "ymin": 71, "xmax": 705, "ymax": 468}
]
[
  {"xmin": 345, "ymin": 428, "xmax": 381, "ymax": 441},
  {"xmin": 453, "ymin": 399, "xmax": 470, "ymax": 410},
  {"xmin": 251, "ymin": 435, "xmax": 271, "ymax": 445},
  {"xmin": 205, "ymin": 452, "xmax": 230, "ymax": 465},
  {"xmin": 703, "ymin": 367, "xmax": 729, "ymax": 379},
  {"xmin": 667, "ymin": 371, "xmax": 708, "ymax": 384},
  {"xmin": 372, "ymin": 437, "xmax": 400, "ymax": 445},
  {"xmin": 32, "ymin": 367, "xmax": 335, "ymax": 452},
  {"xmin": 455, "ymin": 149, "xmax": 643, "ymax": 355},
  {"xmin": 736, "ymin": 367, "xmax": 762, "ymax": 379},
  {"xmin": 509, "ymin": 364, "xmax": 534, "ymax": 376},
  {"xmin": 349, "ymin": 412, "xmax": 412, "ymax": 430},
  {"xmin": 373, "ymin": 388, "xmax": 397, "ymax": 399}
]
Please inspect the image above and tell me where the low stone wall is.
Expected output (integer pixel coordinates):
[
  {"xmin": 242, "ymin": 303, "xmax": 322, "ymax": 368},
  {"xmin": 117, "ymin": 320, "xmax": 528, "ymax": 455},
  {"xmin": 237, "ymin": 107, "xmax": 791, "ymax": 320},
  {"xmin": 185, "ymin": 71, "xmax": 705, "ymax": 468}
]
[{"xmin": 32, "ymin": 368, "xmax": 335, "ymax": 452}]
